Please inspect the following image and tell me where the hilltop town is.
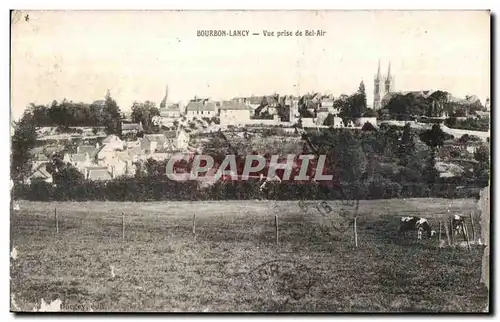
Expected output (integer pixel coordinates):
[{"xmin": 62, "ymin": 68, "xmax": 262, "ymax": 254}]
[{"xmin": 11, "ymin": 63, "xmax": 490, "ymax": 198}]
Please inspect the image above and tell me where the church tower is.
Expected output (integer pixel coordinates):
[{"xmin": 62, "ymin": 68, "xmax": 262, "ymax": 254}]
[
  {"xmin": 160, "ymin": 85, "xmax": 169, "ymax": 109},
  {"xmin": 373, "ymin": 60, "xmax": 383, "ymax": 110},
  {"xmin": 384, "ymin": 62, "xmax": 394, "ymax": 94}
]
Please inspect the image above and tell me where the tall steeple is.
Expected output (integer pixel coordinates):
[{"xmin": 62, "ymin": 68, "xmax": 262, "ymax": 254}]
[
  {"xmin": 376, "ymin": 59, "xmax": 381, "ymax": 80},
  {"xmin": 160, "ymin": 85, "xmax": 168, "ymax": 109},
  {"xmin": 384, "ymin": 62, "xmax": 393, "ymax": 94},
  {"xmin": 373, "ymin": 59, "xmax": 383, "ymax": 110}
]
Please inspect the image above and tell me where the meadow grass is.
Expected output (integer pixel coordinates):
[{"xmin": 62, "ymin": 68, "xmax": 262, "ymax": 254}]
[{"xmin": 10, "ymin": 199, "xmax": 488, "ymax": 312}]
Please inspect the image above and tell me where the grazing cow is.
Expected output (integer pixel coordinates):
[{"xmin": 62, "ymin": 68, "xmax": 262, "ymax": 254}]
[
  {"xmin": 452, "ymin": 214, "xmax": 465, "ymax": 236},
  {"xmin": 398, "ymin": 216, "xmax": 436, "ymax": 240}
]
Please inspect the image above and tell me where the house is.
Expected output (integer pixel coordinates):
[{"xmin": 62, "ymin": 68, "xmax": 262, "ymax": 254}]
[
  {"xmin": 127, "ymin": 146, "xmax": 146, "ymax": 162},
  {"xmin": 32, "ymin": 153, "xmax": 49, "ymax": 169},
  {"xmin": 121, "ymin": 122, "xmax": 143, "ymax": 135},
  {"xmin": 185, "ymin": 99, "xmax": 217, "ymax": 120},
  {"xmin": 141, "ymin": 134, "xmax": 167, "ymax": 154},
  {"xmin": 85, "ymin": 166, "xmax": 113, "ymax": 181},
  {"xmin": 141, "ymin": 129, "xmax": 190, "ymax": 153},
  {"xmin": 220, "ymin": 101, "xmax": 252, "ymax": 126},
  {"xmin": 63, "ymin": 153, "xmax": 92, "ymax": 172},
  {"xmin": 315, "ymin": 107, "xmax": 330, "ymax": 125},
  {"xmin": 165, "ymin": 129, "xmax": 190, "ymax": 151},
  {"xmin": 26, "ymin": 163, "xmax": 52, "ymax": 184},
  {"xmin": 30, "ymin": 147, "xmax": 45, "ymax": 155},
  {"xmin": 246, "ymin": 96, "xmax": 265, "ymax": 114},
  {"xmin": 149, "ymin": 152, "xmax": 174, "ymax": 161},
  {"xmin": 159, "ymin": 104, "xmax": 181, "ymax": 124},
  {"xmin": 97, "ymin": 145, "xmax": 117, "ymax": 164},
  {"xmin": 124, "ymin": 139, "xmax": 141, "ymax": 149},
  {"xmin": 102, "ymin": 134, "xmax": 124, "ymax": 150},
  {"xmin": 105, "ymin": 157, "xmax": 128, "ymax": 178},
  {"xmin": 115, "ymin": 151, "xmax": 133, "ymax": 163},
  {"xmin": 44, "ymin": 145, "xmax": 65, "ymax": 156},
  {"xmin": 76, "ymin": 144, "xmax": 99, "ymax": 160}
]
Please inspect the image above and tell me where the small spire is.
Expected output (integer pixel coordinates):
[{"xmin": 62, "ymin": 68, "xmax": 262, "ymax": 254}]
[
  {"xmin": 376, "ymin": 59, "xmax": 381, "ymax": 79},
  {"xmin": 387, "ymin": 62, "xmax": 392, "ymax": 79},
  {"xmin": 160, "ymin": 85, "xmax": 168, "ymax": 109}
]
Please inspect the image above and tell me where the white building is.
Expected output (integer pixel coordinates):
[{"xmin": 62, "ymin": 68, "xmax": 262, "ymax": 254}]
[
  {"xmin": 63, "ymin": 152, "xmax": 92, "ymax": 172},
  {"xmin": 185, "ymin": 99, "xmax": 217, "ymax": 120},
  {"xmin": 141, "ymin": 129, "xmax": 190, "ymax": 153},
  {"xmin": 220, "ymin": 101, "xmax": 252, "ymax": 126},
  {"xmin": 101, "ymin": 135, "xmax": 124, "ymax": 151}
]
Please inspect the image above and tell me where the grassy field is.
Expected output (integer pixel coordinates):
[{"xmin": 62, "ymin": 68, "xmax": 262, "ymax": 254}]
[{"xmin": 10, "ymin": 198, "xmax": 488, "ymax": 312}]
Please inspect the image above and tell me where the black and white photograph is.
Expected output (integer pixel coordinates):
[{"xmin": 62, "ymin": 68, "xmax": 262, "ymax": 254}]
[{"xmin": 9, "ymin": 10, "xmax": 491, "ymax": 313}]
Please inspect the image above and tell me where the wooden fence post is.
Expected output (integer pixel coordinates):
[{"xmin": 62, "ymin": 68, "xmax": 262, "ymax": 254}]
[
  {"xmin": 54, "ymin": 207, "xmax": 59, "ymax": 234},
  {"xmin": 463, "ymin": 224, "xmax": 471, "ymax": 251},
  {"xmin": 449, "ymin": 216, "xmax": 454, "ymax": 246},
  {"xmin": 193, "ymin": 214, "xmax": 197, "ymax": 241},
  {"xmin": 275, "ymin": 214, "xmax": 279, "ymax": 246},
  {"xmin": 444, "ymin": 221, "xmax": 451, "ymax": 246},
  {"xmin": 122, "ymin": 213, "xmax": 125, "ymax": 240},
  {"xmin": 469, "ymin": 212, "xmax": 476, "ymax": 242},
  {"xmin": 438, "ymin": 221, "xmax": 442, "ymax": 244},
  {"xmin": 353, "ymin": 217, "xmax": 358, "ymax": 248}
]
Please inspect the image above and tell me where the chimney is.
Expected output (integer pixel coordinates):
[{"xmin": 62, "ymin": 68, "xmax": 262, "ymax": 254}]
[{"xmin": 111, "ymin": 165, "xmax": 115, "ymax": 178}]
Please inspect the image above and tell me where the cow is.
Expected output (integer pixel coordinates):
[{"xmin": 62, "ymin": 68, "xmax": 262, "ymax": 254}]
[
  {"xmin": 398, "ymin": 216, "xmax": 436, "ymax": 240},
  {"xmin": 452, "ymin": 214, "xmax": 465, "ymax": 236}
]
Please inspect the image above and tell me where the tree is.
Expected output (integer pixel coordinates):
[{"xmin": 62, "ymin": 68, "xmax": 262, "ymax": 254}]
[
  {"xmin": 338, "ymin": 93, "xmax": 362, "ymax": 120},
  {"xmin": 11, "ymin": 109, "xmax": 38, "ymax": 183},
  {"xmin": 53, "ymin": 165, "xmax": 84, "ymax": 187},
  {"xmin": 419, "ymin": 124, "xmax": 446, "ymax": 155},
  {"xmin": 385, "ymin": 93, "xmax": 428, "ymax": 120},
  {"xmin": 306, "ymin": 130, "xmax": 367, "ymax": 183},
  {"xmin": 473, "ymin": 144, "xmax": 490, "ymax": 185},
  {"xmin": 397, "ymin": 123, "xmax": 416, "ymax": 167},
  {"xmin": 323, "ymin": 113, "xmax": 335, "ymax": 126},
  {"xmin": 428, "ymin": 90, "xmax": 449, "ymax": 116},
  {"xmin": 474, "ymin": 144, "xmax": 490, "ymax": 164},
  {"xmin": 361, "ymin": 122, "xmax": 377, "ymax": 132},
  {"xmin": 362, "ymin": 109, "xmax": 377, "ymax": 117},
  {"xmin": 419, "ymin": 124, "xmax": 446, "ymax": 183},
  {"xmin": 445, "ymin": 116, "xmax": 457, "ymax": 128},
  {"xmin": 358, "ymin": 81, "xmax": 367, "ymax": 113},
  {"xmin": 131, "ymin": 101, "xmax": 160, "ymax": 134},
  {"xmin": 102, "ymin": 90, "xmax": 122, "ymax": 136}
]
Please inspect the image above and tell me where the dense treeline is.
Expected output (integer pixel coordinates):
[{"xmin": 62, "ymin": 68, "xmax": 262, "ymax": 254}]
[
  {"xmin": 444, "ymin": 117, "xmax": 490, "ymax": 132},
  {"xmin": 23, "ymin": 91, "xmax": 122, "ymax": 134},
  {"xmin": 13, "ymin": 179, "xmax": 482, "ymax": 201}
]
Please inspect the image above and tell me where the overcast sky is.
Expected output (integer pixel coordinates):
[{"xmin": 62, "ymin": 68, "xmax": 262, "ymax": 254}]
[{"xmin": 11, "ymin": 10, "xmax": 490, "ymax": 120}]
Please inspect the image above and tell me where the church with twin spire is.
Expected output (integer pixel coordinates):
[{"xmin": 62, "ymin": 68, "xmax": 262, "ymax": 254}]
[{"xmin": 373, "ymin": 60, "xmax": 395, "ymax": 110}]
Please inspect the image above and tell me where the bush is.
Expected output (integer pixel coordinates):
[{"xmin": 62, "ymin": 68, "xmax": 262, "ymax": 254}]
[
  {"xmin": 361, "ymin": 122, "xmax": 377, "ymax": 132},
  {"xmin": 12, "ymin": 178, "xmax": 483, "ymax": 202}
]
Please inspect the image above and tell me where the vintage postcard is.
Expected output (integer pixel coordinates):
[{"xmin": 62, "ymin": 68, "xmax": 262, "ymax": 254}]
[{"xmin": 10, "ymin": 10, "xmax": 490, "ymax": 313}]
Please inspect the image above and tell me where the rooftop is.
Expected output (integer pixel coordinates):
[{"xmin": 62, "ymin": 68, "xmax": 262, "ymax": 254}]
[
  {"xmin": 220, "ymin": 101, "xmax": 252, "ymax": 111},
  {"xmin": 121, "ymin": 122, "xmax": 143, "ymax": 131},
  {"xmin": 71, "ymin": 153, "xmax": 88, "ymax": 162},
  {"xmin": 30, "ymin": 163, "xmax": 51, "ymax": 180},
  {"xmin": 87, "ymin": 168, "xmax": 112, "ymax": 181},
  {"xmin": 185, "ymin": 100, "xmax": 216, "ymax": 112},
  {"xmin": 77, "ymin": 145, "xmax": 97, "ymax": 157}
]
